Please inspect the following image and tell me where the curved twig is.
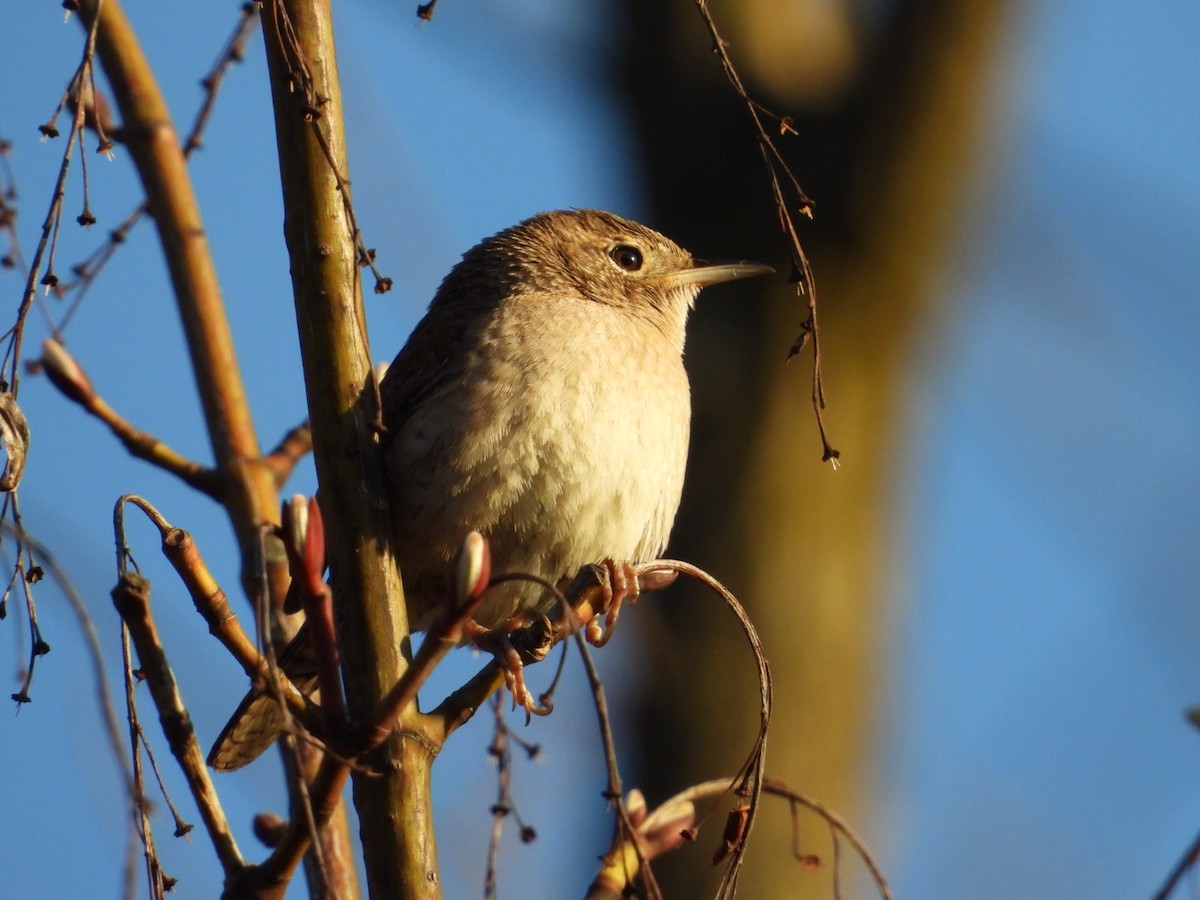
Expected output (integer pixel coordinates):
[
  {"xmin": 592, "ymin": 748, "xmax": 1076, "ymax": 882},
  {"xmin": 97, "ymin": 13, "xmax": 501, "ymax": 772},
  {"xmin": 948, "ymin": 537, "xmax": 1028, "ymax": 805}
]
[
  {"xmin": 639, "ymin": 776, "xmax": 893, "ymax": 900},
  {"xmin": 638, "ymin": 560, "xmax": 772, "ymax": 899}
]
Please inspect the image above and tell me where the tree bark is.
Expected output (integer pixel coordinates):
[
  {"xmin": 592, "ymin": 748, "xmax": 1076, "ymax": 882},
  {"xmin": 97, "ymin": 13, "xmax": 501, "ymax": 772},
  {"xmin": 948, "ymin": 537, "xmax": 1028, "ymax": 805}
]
[{"xmin": 260, "ymin": 0, "xmax": 437, "ymax": 896}]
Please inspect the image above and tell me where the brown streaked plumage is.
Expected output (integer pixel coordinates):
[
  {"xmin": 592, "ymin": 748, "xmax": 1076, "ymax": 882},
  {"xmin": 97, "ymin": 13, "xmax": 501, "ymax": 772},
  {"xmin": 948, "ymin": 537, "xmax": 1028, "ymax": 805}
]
[{"xmin": 208, "ymin": 210, "xmax": 771, "ymax": 771}]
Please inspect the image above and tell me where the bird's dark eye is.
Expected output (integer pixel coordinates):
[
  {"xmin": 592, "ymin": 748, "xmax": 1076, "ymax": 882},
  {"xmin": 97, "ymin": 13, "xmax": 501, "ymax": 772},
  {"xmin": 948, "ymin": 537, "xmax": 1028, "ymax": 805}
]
[{"xmin": 609, "ymin": 244, "xmax": 644, "ymax": 272}]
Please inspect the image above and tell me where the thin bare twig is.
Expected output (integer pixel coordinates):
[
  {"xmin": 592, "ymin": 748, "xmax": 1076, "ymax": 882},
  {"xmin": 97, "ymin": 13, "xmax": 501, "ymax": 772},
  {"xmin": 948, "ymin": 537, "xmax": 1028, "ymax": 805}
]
[
  {"xmin": 1, "ymin": 479, "xmax": 46, "ymax": 706},
  {"xmin": 184, "ymin": 3, "xmax": 262, "ymax": 156},
  {"xmin": 112, "ymin": 495, "xmax": 248, "ymax": 877},
  {"xmin": 54, "ymin": 2, "xmax": 262, "ymax": 334},
  {"xmin": 122, "ymin": 816, "xmax": 140, "ymax": 900},
  {"xmin": 260, "ymin": 0, "xmax": 392, "ymax": 295},
  {"xmin": 637, "ymin": 777, "xmax": 893, "ymax": 900},
  {"xmin": 264, "ymin": 420, "xmax": 313, "ymax": 486},
  {"xmin": 111, "ymin": 570, "xmax": 246, "ymax": 877},
  {"xmin": 0, "ymin": 135, "xmax": 24, "ymax": 274},
  {"xmin": 1153, "ymin": 825, "xmax": 1200, "ymax": 900},
  {"xmin": 571, "ymin": 622, "xmax": 665, "ymax": 900},
  {"xmin": 110, "ymin": 495, "xmax": 317, "ymax": 733},
  {"xmin": 484, "ymin": 699, "xmax": 505, "ymax": 900},
  {"xmin": 0, "ymin": 520, "xmax": 131, "ymax": 795},
  {"xmin": 8, "ymin": 546, "xmax": 48, "ymax": 706},
  {"xmin": 639, "ymin": 560, "xmax": 771, "ymax": 899},
  {"xmin": 135, "ymin": 725, "xmax": 193, "ymax": 838},
  {"xmin": 483, "ymin": 696, "xmax": 538, "ymax": 900},
  {"xmin": 39, "ymin": 339, "xmax": 220, "ymax": 496},
  {"xmin": 1, "ymin": 0, "xmax": 104, "ymax": 392},
  {"xmin": 251, "ymin": 524, "xmax": 332, "ymax": 891},
  {"xmin": 691, "ymin": 0, "xmax": 839, "ymax": 464},
  {"xmin": 121, "ymin": 622, "xmax": 169, "ymax": 900}
]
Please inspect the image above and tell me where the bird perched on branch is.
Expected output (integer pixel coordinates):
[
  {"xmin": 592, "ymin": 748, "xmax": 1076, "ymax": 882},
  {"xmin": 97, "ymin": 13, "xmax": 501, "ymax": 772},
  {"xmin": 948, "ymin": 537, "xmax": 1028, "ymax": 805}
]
[{"xmin": 208, "ymin": 209, "xmax": 771, "ymax": 770}]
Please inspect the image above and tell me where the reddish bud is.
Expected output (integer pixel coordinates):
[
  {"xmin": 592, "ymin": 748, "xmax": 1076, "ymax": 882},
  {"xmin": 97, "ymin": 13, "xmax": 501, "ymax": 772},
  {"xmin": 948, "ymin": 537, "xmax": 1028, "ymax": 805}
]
[{"xmin": 252, "ymin": 812, "xmax": 287, "ymax": 847}]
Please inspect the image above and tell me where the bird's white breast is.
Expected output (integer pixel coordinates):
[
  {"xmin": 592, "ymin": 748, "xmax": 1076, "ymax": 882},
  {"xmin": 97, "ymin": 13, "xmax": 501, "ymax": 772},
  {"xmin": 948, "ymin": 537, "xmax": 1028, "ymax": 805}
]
[{"xmin": 389, "ymin": 295, "xmax": 690, "ymax": 626}]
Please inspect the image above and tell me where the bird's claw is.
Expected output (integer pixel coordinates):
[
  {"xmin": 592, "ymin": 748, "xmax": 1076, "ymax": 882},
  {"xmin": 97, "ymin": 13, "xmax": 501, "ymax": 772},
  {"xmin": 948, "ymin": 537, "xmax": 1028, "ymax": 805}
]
[
  {"xmin": 585, "ymin": 559, "xmax": 640, "ymax": 647},
  {"xmin": 466, "ymin": 616, "xmax": 554, "ymax": 723}
]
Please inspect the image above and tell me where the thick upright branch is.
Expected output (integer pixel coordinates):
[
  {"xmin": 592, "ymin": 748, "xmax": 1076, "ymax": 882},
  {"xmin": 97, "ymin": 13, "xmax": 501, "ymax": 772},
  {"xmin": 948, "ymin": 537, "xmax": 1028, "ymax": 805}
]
[
  {"xmin": 77, "ymin": 0, "xmax": 281, "ymax": 551},
  {"xmin": 77, "ymin": 1, "xmax": 351, "ymax": 895},
  {"xmin": 259, "ymin": 1, "xmax": 435, "ymax": 897}
]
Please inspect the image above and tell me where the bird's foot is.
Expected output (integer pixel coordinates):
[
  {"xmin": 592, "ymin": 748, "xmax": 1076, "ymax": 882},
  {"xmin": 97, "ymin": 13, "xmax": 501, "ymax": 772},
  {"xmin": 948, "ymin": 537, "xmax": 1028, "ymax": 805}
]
[
  {"xmin": 465, "ymin": 615, "xmax": 554, "ymax": 723},
  {"xmin": 584, "ymin": 559, "xmax": 640, "ymax": 647}
]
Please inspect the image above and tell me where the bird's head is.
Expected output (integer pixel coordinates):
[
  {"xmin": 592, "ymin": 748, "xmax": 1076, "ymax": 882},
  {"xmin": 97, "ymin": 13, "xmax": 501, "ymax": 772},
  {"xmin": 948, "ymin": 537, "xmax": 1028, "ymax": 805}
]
[{"xmin": 448, "ymin": 209, "xmax": 772, "ymax": 345}]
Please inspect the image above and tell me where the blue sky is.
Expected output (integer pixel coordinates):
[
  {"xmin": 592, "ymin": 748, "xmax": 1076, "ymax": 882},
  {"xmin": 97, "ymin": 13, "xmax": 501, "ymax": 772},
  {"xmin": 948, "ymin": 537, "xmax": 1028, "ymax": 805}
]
[
  {"xmin": 2, "ymin": 2, "xmax": 1199, "ymax": 898},
  {"xmin": 883, "ymin": 3, "xmax": 1200, "ymax": 896}
]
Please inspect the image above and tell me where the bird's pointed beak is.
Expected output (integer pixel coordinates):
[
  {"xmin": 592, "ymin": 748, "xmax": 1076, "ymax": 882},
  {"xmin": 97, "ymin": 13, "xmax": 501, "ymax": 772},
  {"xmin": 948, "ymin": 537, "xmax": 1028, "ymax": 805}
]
[{"xmin": 672, "ymin": 260, "xmax": 775, "ymax": 288}]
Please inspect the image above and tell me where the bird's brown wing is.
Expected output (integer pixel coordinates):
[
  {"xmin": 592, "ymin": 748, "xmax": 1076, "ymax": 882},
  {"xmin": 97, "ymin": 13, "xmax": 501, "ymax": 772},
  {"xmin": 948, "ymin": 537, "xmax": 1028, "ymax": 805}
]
[
  {"xmin": 378, "ymin": 290, "xmax": 486, "ymax": 438},
  {"xmin": 207, "ymin": 623, "xmax": 319, "ymax": 771},
  {"xmin": 209, "ymin": 287, "xmax": 491, "ymax": 771}
]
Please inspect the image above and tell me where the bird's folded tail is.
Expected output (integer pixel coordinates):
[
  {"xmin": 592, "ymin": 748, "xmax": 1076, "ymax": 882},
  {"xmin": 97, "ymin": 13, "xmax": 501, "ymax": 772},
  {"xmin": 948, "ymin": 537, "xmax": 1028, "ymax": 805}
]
[{"xmin": 207, "ymin": 624, "xmax": 319, "ymax": 772}]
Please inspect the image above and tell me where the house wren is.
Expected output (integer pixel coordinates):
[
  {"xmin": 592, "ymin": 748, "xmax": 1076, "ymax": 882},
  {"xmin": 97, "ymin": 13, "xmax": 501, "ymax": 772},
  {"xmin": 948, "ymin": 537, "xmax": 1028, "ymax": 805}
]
[{"xmin": 208, "ymin": 209, "xmax": 771, "ymax": 770}]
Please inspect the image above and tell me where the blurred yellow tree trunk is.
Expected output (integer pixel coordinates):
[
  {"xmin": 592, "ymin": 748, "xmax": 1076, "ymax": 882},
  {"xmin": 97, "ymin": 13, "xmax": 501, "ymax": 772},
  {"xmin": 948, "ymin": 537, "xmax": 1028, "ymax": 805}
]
[{"xmin": 616, "ymin": 1, "xmax": 1012, "ymax": 894}]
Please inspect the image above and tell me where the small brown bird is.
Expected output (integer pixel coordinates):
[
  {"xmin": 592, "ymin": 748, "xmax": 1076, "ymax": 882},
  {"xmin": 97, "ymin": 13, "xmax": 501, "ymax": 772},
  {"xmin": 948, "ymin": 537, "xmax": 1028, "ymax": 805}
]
[{"xmin": 208, "ymin": 210, "xmax": 771, "ymax": 770}]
